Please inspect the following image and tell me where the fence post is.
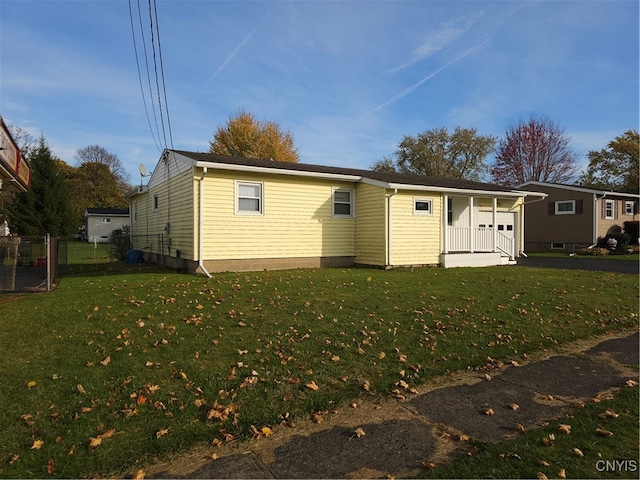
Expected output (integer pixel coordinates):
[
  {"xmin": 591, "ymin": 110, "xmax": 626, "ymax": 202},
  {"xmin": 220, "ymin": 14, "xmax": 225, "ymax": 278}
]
[{"xmin": 45, "ymin": 234, "xmax": 51, "ymax": 291}]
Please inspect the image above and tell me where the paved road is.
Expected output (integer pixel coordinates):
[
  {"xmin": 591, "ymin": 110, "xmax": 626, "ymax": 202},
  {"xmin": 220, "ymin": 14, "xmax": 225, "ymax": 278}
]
[{"xmin": 517, "ymin": 256, "xmax": 639, "ymax": 275}]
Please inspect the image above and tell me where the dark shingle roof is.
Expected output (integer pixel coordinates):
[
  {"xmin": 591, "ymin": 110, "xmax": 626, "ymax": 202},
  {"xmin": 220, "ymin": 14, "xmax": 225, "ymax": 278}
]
[
  {"xmin": 173, "ymin": 150, "xmax": 515, "ymax": 194},
  {"xmin": 86, "ymin": 208, "xmax": 129, "ymax": 216}
]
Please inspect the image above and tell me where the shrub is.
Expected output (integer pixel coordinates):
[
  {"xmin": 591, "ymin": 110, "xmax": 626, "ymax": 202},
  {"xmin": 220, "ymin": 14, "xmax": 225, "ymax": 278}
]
[
  {"xmin": 575, "ymin": 247, "xmax": 609, "ymax": 256},
  {"xmin": 604, "ymin": 232, "xmax": 631, "ymax": 249},
  {"xmin": 623, "ymin": 221, "xmax": 639, "ymax": 244},
  {"xmin": 108, "ymin": 226, "xmax": 132, "ymax": 261}
]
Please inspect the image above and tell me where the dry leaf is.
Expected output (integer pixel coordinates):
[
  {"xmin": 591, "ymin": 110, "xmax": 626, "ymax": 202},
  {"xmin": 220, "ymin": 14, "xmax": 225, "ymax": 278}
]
[
  {"xmin": 539, "ymin": 460, "xmax": 550, "ymax": 467},
  {"xmin": 68, "ymin": 445, "xmax": 76, "ymax": 455},
  {"xmin": 595, "ymin": 428, "xmax": 613, "ymax": 437},
  {"xmin": 47, "ymin": 459, "xmax": 55, "ymax": 474},
  {"xmin": 626, "ymin": 379, "xmax": 638, "ymax": 387},
  {"xmin": 89, "ymin": 437, "xmax": 102, "ymax": 449},
  {"xmin": 509, "ymin": 403, "xmax": 520, "ymax": 411},
  {"xmin": 572, "ymin": 447, "xmax": 584, "ymax": 457},
  {"xmin": 485, "ymin": 408, "xmax": 496, "ymax": 416},
  {"xmin": 354, "ymin": 427, "xmax": 366, "ymax": 438},
  {"xmin": 484, "ymin": 373, "xmax": 492, "ymax": 381},
  {"xmin": 100, "ymin": 356, "xmax": 111, "ymax": 366},
  {"xmin": 261, "ymin": 426, "xmax": 273, "ymax": 437},
  {"xmin": 27, "ymin": 381, "xmax": 36, "ymax": 389},
  {"xmin": 133, "ymin": 469, "xmax": 145, "ymax": 480},
  {"xmin": 558, "ymin": 424, "xmax": 572, "ymax": 434},
  {"xmin": 362, "ymin": 380, "xmax": 371, "ymax": 392},
  {"xmin": 598, "ymin": 409, "xmax": 619, "ymax": 419},
  {"xmin": 99, "ymin": 428, "xmax": 116, "ymax": 439},
  {"xmin": 31, "ymin": 440, "xmax": 44, "ymax": 450},
  {"xmin": 306, "ymin": 381, "xmax": 319, "ymax": 391},
  {"xmin": 458, "ymin": 434, "xmax": 470, "ymax": 441},
  {"xmin": 537, "ymin": 472, "xmax": 548, "ymax": 480},
  {"xmin": 9, "ymin": 454, "xmax": 19, "ymax": 465},
  {"xmin": 156, "ymin": 428, "xmax": 169, "ymax": 439},
  {"xmin": 516, "ymin": 423, "xmax": 525, "ymax": 432},
  {"xmin": 76, "ymin": 384, "xmax": 86, "ymax": 394},
  {"xmin": 378, "ymin": 352, "xmax": 386, "ymax": 359},
  {"xmin": 558, "ymin": 468, "xmax": 566, "ymax": 479},
  {"xmin": 422, "ymin": 462, "xmax": 437, "ymax": 469}
]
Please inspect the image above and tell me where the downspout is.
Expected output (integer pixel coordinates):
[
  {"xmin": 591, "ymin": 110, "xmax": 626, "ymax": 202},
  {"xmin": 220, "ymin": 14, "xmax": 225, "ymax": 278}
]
[
  {"xmin": 386, "ymin": 188, "xmax": 397, "ymax": 266},
  {"xmin": 592, "ymin": 192, "xmax": 608, "ymax": 247},
  {"xmin": 198, "ymin": 167, "xmax": 212, "ymax": 278},
  {"xmin": 520, "ymin": 193, "xmax": 548, "ymax": 256}
]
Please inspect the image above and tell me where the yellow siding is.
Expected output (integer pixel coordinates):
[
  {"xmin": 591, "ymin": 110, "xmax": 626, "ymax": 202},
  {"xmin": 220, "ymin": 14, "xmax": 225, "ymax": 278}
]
[
  {"xmin": 390, "ymin": 192, "xmax": 442, "ymax": 265},
  {"xmin": 201, "ymin": 171, "xmax": 356, "ymax": 260},
  {"xmin": 355, "ymin": 183, "xmax": 387, "ymax": 266},
  {"xmin": 130, "ymin": 169, "xmax": 196, "ymax": 258}
]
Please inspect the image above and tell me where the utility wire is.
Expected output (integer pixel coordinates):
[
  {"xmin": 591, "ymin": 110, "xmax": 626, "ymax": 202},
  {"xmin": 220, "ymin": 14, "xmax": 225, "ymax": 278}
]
[
  {"xmin": 148, "ymin": 0, "xmax": 168, "ymax": 150},
  {"xmin": 152, "ymin": 0, "xmax": 174, "ymax": 150}
]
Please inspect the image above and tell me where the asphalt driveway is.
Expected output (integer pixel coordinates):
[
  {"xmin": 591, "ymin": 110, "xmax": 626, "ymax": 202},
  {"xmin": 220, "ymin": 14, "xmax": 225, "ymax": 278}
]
[{"xmin": 517, "ymin": 256, "xmax": 639, "ymax": 275}]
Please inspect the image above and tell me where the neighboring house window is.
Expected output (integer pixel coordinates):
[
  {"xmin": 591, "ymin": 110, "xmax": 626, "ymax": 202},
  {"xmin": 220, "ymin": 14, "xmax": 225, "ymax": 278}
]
[
  {"xmin": 413, "ymin": 198, "xmax": 432, "ymax": 215},
  {"xmin": 551, "ymin": 242, "xmax": 565, "ymax": 249},
  {"xmin": 625, "ymin": 201, "xmax": 634, "ymax": 215},
  {"xmin": 102, "ymin": 218, "xmax": 111, "ymax": 223},
  {"xmin": 604, "ymin": 200, "xmax": 614, "ymax": 219},
  {"xmin": 153, "ymin": 194, "xmax": 159, "ymax": 211},
  {"xmin": 133, "ymin": 201, "xmax": 137, "ymax": 221},
  {"xmin": 333, "ymin": 189, "xmax": 354, "ymax": 217},
  {"xmin": 236, "ymin": 181, "xmax": 263, "ymax": 215},
  {"xmin": 555, "ymin": 200, "xmax": 575, "ymax": 215}
]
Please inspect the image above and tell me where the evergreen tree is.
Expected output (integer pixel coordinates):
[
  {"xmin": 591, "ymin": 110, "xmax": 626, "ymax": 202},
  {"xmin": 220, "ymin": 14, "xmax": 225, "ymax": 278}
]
[{"xmin": 8, "ymin": 137, "xmax": 75, "ymax": 237}]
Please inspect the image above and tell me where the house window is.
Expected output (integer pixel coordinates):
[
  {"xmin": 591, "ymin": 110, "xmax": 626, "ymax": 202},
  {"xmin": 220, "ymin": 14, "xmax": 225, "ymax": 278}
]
[
  {"xmin": 413, "ymin": 198, "xmax": 432, "ymax": 215},
  {"xmin": 447, "ymin": 198, "xmax": 453, "ymax": 226},
  {"xmin": 133, "ymin": 201, "xmax": 137, "ymax": 222},
  {"xmin": 236, "ymin": 181, "xmax": 263, "ymax": 215},
  {"xmin": 551, "ymin": 242, "xmax": 565, "ymax": 249},
  {"xmin": 153, "ymin": 194, "xmax": 159, "ymax": 212},
  {"xmin": 625, "ymin": 201, "xmax": 634, "ymax": 215},
  {"xmin": 605, "ymin": 200, "xmax": 614, "ymax": 219},
  {"xmin": 333, "ymin": 189, "xmax": 354, "ymax": 217},
  {"xmin": 555, "ymin": 200, "xmax": 575, "ymax": 215},
  {"xmin": 102, "ymin": 218, "xmax": 111, "ymax": 223}
]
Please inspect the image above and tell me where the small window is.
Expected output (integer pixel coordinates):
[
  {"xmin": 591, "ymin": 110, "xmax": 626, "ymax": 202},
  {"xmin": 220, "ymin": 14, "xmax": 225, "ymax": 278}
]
[
  {"xmin": 604, "ymin": 200, "xmax": 614, "ymax": 219},
  {"xmin": 102, "ymin": 218, "xmax": 111, "ymax": 223},
  {"xmin": 447, "ymin": 198, "xmax": 453, "ymax": 226},
  {"xmin": 551, "ymin": 242, "xmax": 565, "ymax": 249},
  {"xmin": 413, "ymin": 198, "xmax": 432, "ymax": 215},
  {"xmin": 498, "ymin": 224, "xmax": 504, "ymax": 231},
  {"xmin": 333, "ymin": 189, "xmax": 354, "ymax": 217},
  {"xmin": 555, "ymin": 200, "xmax": 575, "ymax": 215},
  {"xmin": 153, "ymin": 195, "xmax": 159, "ymax": 211},
  {"xmin": 236, "ymin": 182, "xmax": 263, "ymax": 215},
  {"xmin": 625, "ymin": 201, "xmax": 634, "ymax": 215},
  {"xmin": 506, "ymin": 224, "xmax": 513, "ymax": 231}
]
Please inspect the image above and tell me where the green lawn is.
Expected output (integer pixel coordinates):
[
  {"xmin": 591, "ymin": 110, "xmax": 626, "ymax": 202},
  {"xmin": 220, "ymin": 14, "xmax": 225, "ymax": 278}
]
[{"xmin": 0, "ymin": 266, "xmax": 637, "ymax": 478}]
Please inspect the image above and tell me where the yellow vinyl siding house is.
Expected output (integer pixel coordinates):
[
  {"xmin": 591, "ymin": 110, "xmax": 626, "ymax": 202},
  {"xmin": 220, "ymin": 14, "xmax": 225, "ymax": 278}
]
[{"xmin": 129, "ymin": 150, "xmax": 544, "ymax": 274}]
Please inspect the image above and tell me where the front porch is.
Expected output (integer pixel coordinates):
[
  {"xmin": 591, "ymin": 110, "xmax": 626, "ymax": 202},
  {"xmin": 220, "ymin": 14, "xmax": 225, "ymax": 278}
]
[{"xmin": 440, "ymin": 194, "xmax": 520, "ymax": 268}]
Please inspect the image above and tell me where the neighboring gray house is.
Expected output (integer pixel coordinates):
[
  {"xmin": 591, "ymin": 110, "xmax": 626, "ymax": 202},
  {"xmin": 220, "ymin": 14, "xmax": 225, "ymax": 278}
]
[
  {"xmin": 84, "ymin": 208, "xmax": 130, "ymax": 243},
  {"xmin": 518, "ymin": 181, "xmax": 639, "ymax": 252}
]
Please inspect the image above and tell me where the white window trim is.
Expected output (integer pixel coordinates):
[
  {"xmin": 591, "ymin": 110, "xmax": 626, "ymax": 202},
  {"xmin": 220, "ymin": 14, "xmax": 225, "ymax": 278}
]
[
  {"xmin": 236, "ymin": 181, "xmax": 264, "ymax": 216},
  {"xmin": 605, "ymin": 199, "xmax": 614, "ymax": 219},
  {"xmin": 332, "ymin": 188, "xmax": 355, "ymax": 218},
  {"xmin": 555, "ymin": 200, "xmax": 575, "ymax": 215},
  {"xmin": 625, "ymin": 201, "xmax": 634, "ymax": 215},
  {"xmin": 413, "ymin": 198, "xmax": 433, "ymax": 215}
]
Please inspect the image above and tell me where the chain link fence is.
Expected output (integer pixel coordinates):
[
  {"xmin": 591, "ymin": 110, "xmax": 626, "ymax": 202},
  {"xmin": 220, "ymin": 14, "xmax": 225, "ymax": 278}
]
[{"xmin": 0, "ymin": 235, "xmax": 59, "ymax": 292}]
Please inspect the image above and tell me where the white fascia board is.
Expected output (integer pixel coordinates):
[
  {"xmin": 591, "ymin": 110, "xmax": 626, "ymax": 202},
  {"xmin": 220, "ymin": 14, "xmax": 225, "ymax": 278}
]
[
  {"xmin": 194, "ymin": 160, "xmax": 362, "ymax": 182},
  {"xmin": 519, "ymin": 181, "xmax": 640, "ymax": 199},
  {"xmin": 361, "ymin": 177, "xmax": 525, "ymax": 197},
  {"xmin": 511, "ymin": 190, "xmax": 548, "ymax": 198}
]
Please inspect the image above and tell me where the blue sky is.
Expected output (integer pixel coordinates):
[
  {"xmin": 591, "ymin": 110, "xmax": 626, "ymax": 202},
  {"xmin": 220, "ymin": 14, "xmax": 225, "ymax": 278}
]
[{"xmin": 1, "ymin": 0, "xmax": 638, "ymax": 183}]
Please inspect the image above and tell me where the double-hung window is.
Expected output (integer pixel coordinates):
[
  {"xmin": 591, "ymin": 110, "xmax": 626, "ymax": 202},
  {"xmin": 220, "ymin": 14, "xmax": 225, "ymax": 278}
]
[
  {"xmin": 236, "ymin": 181, "xmax": 263, "ymax": 215},
  {"xmin": 555, "ymin": 200, "xmax": 575, "ymax": 215},
  {"xmin": 333, "ymin": 189, "xmax": 354, "ymax": 217},
  {"xmin": 604, "ymin": 200, "xmax": 614, "ymax": 219},
  {"xmin": 625, "ymin": 201, "xmax": 634, "ymax": 215}
]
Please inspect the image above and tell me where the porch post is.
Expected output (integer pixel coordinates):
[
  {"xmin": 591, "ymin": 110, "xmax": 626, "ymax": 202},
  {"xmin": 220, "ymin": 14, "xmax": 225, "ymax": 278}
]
[
  {"xmin": 469, "ymin": 196, "xmax": 474, "ymax": 253},
  {"xmin": 442, "ymin": 194, "xmax": 448, "ymax": 254},
  {"xmin": 492, "ymin": 197, "xmax": 497, "ymax": 252}
]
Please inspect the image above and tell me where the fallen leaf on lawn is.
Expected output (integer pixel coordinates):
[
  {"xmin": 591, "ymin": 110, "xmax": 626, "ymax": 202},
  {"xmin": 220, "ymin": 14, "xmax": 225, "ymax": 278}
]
[
  {"xmin": 595, "ymin": 428, "xmax": 613, "ymax": 437},
  {"xmin": 306, "ymin": 381, "xmax": 319, "ymax": 391},
  {"xmin": 422, "ymin": 462, "xmax": 437, "ymax": 469},
  {"xmin": 542, "ymin": 434, "xmax": 555, "ymax": 447},
  {"xmin": 485, "ymin": 408, "xmax": 496, "ymax": 416},
  {"xmin": 27, "ymin": 381, "xmax": 36, "ymax": 389},
  {"xmin": 378, "ymin": 352, "xmax": 386, "ymax": 359},
  {"xmin": 558, "ymin": 424, "xmax": 572, "ymax": 434},
  {"xmin": 484, "ymin": 373, "xmax": 492, "ymax": 381},
  {"xmin": 331, "ymin": 355, "xmax": 340, "ymax": 362},
  {"xmin": 261, "ymin": 427, "xmax": 273, "ymax": 437},
  {"xmin": 31, "ymin": 440, "xmax": 44, "ymax": 450},
  {"xmin": 210, "ymin": 453, "xmax": 218, "ymax": 460},
  {"xmin": 76, "ymin": 384, "xmax": 86, "ymax": 394},
  {"xmin": 558, "ymin": 468, "xmax": 566, "ymax": 479},
  {"xmin": 509, "ymin": 403, "xmax": 520, "ymax": 411},
  {"xmin": 362, "ymin": 380, "xmax": 371, "ymax": 392},
  {"xmin": 68, "ymin": 445, "xmax": 76, "ymax": 455},
  {"xmin": 537, "ymin": 472, "xmax": 548, "ymax": 480},
  {"xmin": 516, "ymin": 423, "xmax": 525, "ymax": 432},
  {"xmin": 539, "ymin": 460, "xmax": 550, "ymax": 467},
  {"xmin": 626, "ymin": 379, "xmax": 638, "ymax": 387},
  {"xmin": 572, "ymin": 448, "xmax": 584, "ymax": 457},
  {"xmin": 47, "ymin": 459, "xmax": 55, "ymax": 474},
  {"xmin": 458, "ymin": 434, "xmax": 470, "ymax": 441},
  {"xmin": 99, "ymin": 428, "xmax": 116, "ymax": 439},
  {"xmin": 89, "ymin": 437, "xmax": 102, "ymax": 449},
  {"xmin": 133, "ymin": 469, "xmax": 145, "ymax": 480},
  {"xmin": 100, "ymin": 356, "xmax": 111, "ymax": 366},
  {"xmin": 598, "ymin": 409, "xmax": 619, "ymax": 419},
  {"xmin": 9, "ymin": 454, "xmax": 19, "ymax": 465},
  {"xmin": 156, "ymin": 428, "xmax": 169, "ymax": 439},
  {"xmin": 354, "ymin": 427, "xmax": 366, "ymax": 438}
]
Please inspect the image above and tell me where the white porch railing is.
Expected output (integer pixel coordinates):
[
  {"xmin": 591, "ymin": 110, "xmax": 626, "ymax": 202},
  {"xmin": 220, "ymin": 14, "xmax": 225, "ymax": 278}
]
[{"xmin": 446, "ymin": 227, "xmax": 514, "ymax": 259}]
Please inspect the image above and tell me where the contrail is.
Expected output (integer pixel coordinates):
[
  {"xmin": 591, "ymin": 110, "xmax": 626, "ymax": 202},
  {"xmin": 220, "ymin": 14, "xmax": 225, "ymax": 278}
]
[{"xmin": 360, "ymin": 41, "xmax": 488, "ymax": 119}]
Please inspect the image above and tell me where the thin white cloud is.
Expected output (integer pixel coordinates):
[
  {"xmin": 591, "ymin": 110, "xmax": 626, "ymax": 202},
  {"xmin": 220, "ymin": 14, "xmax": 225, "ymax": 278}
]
[{"xmin": 361, "ymin": 40, "xmax": 489, "ymax": 119}]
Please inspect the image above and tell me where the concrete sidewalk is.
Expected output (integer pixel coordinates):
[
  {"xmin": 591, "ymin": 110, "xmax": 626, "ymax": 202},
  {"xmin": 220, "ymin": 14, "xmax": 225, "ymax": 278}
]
[{"xmin": 141, "ymin": 331, "xmax": 639, "ymax": 479}]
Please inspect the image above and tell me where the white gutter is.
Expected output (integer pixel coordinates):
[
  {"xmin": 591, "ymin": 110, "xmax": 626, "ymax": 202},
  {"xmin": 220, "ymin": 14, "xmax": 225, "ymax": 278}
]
[
  {"xmin": 362, "ymin": 177, "xmax": 529, "ymax": 198},
  {"xmin": 198, "ymin": 167, "xmax": 212, "ymax": 278},
  {"xmin": 386, "ymin": 188, "xmax": 397, "ymax": 266},
  {"xmin": 194, "ymin": 160, "xmax": 362, "ymax": 182}
]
